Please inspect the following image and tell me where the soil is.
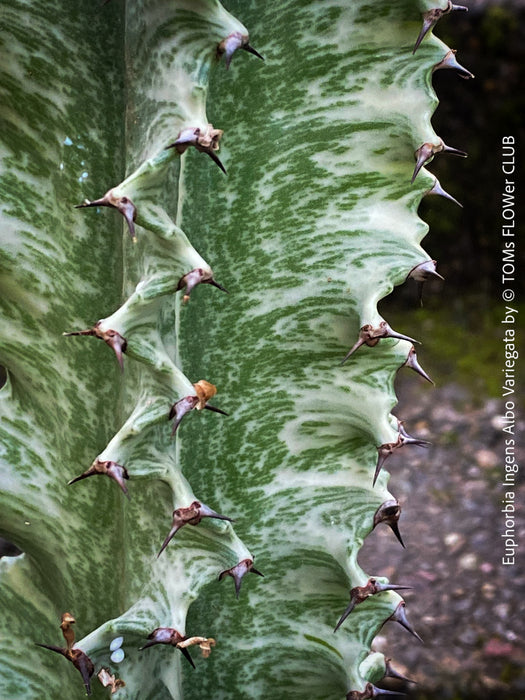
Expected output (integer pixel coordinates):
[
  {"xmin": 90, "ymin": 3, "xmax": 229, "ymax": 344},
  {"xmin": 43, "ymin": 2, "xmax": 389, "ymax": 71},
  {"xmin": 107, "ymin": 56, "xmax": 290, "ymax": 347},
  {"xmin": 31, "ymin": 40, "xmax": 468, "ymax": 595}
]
[{"xmin": 358, "ymin": 378, "xmax": 525, "ymax": 699}]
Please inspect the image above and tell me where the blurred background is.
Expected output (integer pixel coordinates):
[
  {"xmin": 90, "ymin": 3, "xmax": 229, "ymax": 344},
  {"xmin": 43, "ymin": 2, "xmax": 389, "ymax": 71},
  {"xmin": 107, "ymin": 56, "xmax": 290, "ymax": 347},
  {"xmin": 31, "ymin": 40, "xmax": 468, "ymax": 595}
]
[{"xmin": 362, "ymin": 1, "xmax": 524, "ymax": 698}]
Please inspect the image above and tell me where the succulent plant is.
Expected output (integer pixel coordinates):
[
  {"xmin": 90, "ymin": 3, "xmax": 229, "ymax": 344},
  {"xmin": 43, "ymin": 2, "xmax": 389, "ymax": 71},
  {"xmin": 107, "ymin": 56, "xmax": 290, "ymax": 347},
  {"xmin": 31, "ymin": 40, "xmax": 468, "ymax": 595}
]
[{"xmin": 0, "ymin": 0, "xmax": 470, "ymax": 697}]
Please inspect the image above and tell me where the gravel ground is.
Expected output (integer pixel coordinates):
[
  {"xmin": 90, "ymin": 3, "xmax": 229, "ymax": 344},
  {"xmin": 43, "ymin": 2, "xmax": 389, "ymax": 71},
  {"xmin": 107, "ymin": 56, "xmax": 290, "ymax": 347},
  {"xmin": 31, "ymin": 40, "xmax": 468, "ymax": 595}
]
[{"xmin": 359, "ymin": 378, "xmax": 525, "ymax": 699}]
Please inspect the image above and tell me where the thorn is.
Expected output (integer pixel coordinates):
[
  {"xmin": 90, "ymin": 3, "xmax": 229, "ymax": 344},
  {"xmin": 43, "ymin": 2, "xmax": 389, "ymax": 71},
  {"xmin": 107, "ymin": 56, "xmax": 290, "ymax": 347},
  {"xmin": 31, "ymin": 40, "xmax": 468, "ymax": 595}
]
[
  {"xmin": 157, "ymin": 501, "xmax": 232, "ymax": 557},
  {"xmin": 411, "ymin": 143, "xmax": 436, "ymax": 182},
  {"xmin": 206, "ymin": 148, "xmax": 227, "ymax": 174},
  {"xmin": 243, "ymin": 44, "xmax": 264, "ymax": 62},
  {"xmin": 203, "ymin": 404, "xmax": 229, "ymax": 416},
  {"xmin": 169, "ymin": 380, "xmax": 226, "ymax": 435},
  {"xmin": 177, "ymin": 268, "xmax": 228, "ymax": 302},
  {"xmin": 166, "ymin": 125, "xmax": 226, "ymax": 174},
  {"xmin": 373, "ymin": 442, "xmax": 397, "ymax": 486},
  {"xmin": 342, "ymin": 322, "xmax": 418, "ymax": 364},
  {"xmin": 168, "ymin": 395, "xmax": 199, "ymax": 435},
  {"xmin": 412, "ymin": 140, "xmax": 467, "ymax": 182},
  {"xmin": 179, "ymin": 646, "xmax": 196, "ymax": 669},
  {"xmin": 404, "ymin": 346, "xmax": 434, "ymax": 385},
  {"xmin": 384, "ymin": 658, "xmax": 417, "ymax": 684},
  {"xmin": 63, "ymin": 322, "xmax": 127, "ymax": 370},
  {"xmin": 139, "ymin": 628, "xmax": 195, "ymax": 668},
  {"xmin": 413, "ymin": 2, "xmax": 468, "ymax": 54},
  {"xmin": 426, "ymin": 177, "xmax": 463, "ymax": 207},
  {"xmin": 217, "ymin": 31, "xmax": 264, "ymax": 69},
  {"xmin": 388, "ymin": 601, "xmax": 424, "ymax": 643},
  {"xmin": 433, "ymin": 49, "xmax": 474, "ymax": 79},
  {"xmin": 218, "ymin": 558, "xmax": 263, "ymax": 599},
  {"xmin": 398, "ymin": 420, "xmax": 432, "ymax": 448},
  {"xmin": 36, "ymin": 644, "xmax": 95, "ymax": 696},
  {"xmin": 75, "ymin": 189, "xmax": 137, "ymax": 241},
  {"xmin": 68, "ymin": 459, "xmax": 130, "ymax": 497},
  {"xmin": 442, "ymin": 143, "xmax": 468, "ymax": 158},
  {"xmin": 373, "ymin": 500, "xmax": 405, "ymax": 548},
  {"xmin": 347, "ymin": 683, "xmax": 407, "ymax": 699},
  {"xmin": 407, "ymin": 261, "xmax": 444, "ymax": 307},
  {"xmin": 408, "ymin": 260, "xmax": 444, "ymax": 283},
  {"xmin": 334, "ymin": 577, "xmax": 411, "ymax": 631}
]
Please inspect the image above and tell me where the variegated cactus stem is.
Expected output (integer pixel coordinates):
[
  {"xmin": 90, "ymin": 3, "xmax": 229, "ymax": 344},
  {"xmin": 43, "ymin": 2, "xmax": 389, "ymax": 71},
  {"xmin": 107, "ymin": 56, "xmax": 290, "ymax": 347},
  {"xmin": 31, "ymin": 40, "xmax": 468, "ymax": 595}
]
[{"xmin": 0, "ymin": 0, "xmax": 473, "ymax": 698}]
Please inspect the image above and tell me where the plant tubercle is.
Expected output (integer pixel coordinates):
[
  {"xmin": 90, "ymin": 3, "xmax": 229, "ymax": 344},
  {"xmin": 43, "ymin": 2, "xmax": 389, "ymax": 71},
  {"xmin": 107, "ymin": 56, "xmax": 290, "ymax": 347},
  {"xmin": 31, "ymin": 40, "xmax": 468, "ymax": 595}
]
[{"xmin": 0, "ymin": 0, "xmax": 471, "ymax": 697}]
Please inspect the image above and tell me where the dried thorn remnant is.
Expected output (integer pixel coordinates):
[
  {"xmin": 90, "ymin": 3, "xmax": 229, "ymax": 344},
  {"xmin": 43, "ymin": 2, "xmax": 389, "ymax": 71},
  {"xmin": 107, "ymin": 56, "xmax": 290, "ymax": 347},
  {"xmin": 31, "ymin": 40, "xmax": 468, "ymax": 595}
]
[
  {"xmin": 75, "ymin": 189, "xmax": 137, "ymax": 241},
  {"xmin": 169, "ymin": 380, "xmax": 227, "ymax": 435},
  {"xmin": 177, "ymin": 636, "xmax": 216, "ymax": 659},
  {"xmin": 63, "ymin": 322, "xmax": 127, "ymax": 371},
  {"xmin": 219, "ymin": 558, "xmax": 264, "ymax": 598},
  {"xmin": 433, "ymin": 49, "xmax": 474, "ymax": 79},
  {"xmin": 373, "ymin": 500, "xmax": 405, "ymax": 548},
  {"xmin": 386, "ymin": 601, "xmax": 424, "ymax": 643},
  {"xmin": 139, "ymin": 628, "xmax": 195, "ymax": 668},
  {"xmin": 177, "ymin": 267, "xmax": 228, "ymax": 303},
  {"xmin": 167, "ymin": 125, "xmax": 226, "ymax": 174},
  {"xmin": 68, "ymin": 459, "xmax": 130, "ymax": 497},
  {"xmin": 412, "ymin": 141, "xmax": 467, "ymax": 183},
  {"xmin": 217, "ymin": 31, "xmax": 264, "ymax": 69},
  {"xmin": 60, "ymin": 612, "xmax": 76, "ymax": 650},
  {"xmin": 36, "ymin": 613, "xmax": 95, "ymax": 697},
  {"xmin": 384, "ymin": 657, "xmax": 417, "ymax": 684},
  {"xmin": 413, "ymin": 1, "xmax": 468, "ymax": 54},
  {"xmin": 426, "ymin": 177, "xmax": 463, "ymax": 207},
  {"xmin": 342, "ymin": 322, "xmax": 418, "ymax": 364},
  {"xmin": 98, "ymin": 668, "xmax": 126, "ymax": 694},
  {"xmin": 347, "ymin": 682, "xmax": 407, "ymax": 698},
  {"xmin": 404, "ymin": 346, "xmax": 434, "ymax": 385},
  {"xmin": 157, "ymin": 501, "xmax": 232, "ymax": 557},
  {"xmin": 334, "ymin": 577, "xmax": 412, "ymax": 632}
]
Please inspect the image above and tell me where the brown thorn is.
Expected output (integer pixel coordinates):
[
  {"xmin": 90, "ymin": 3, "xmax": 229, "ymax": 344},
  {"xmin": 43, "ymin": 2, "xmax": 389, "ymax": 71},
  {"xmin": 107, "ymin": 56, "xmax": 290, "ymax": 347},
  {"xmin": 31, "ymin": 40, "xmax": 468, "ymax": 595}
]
[
  {"xmin": 169, "ymin": 396, "xmax": 199, "ymax": 435},
  {"xmin": 404, "ymin": 346, "xmax": 434, "ymax": 385},
  {"xmin": 203, "ymin": 404, "xmax": 228, "ymax": 416},
  {"xmin": 63, "ymin": 323, "xmax": 127, "ymax": 370},
  {"xmin": 218, "ymin": 558, "xmax": 263, "ymax": 599},
  {"xmin": 347, "ymin": 682, "xmax": 407, "ymax": 699},
  {"xmin": 433, "ymin": 49, "xmax": 474, "ymax": 79},
  {"xmin": 139, "ymin": 628, "xmax": 195, "ymax": 668},
  {"xmin": 205, "ymin": 148, "xmax": 227, "ymax": 174},
  {"xmin": 218, "ymin": 31, "xmax": 264, "ymax": 68},
  {"xmin": 342, "ymin": 322, "xmax": 418, "ymax": 364},
  {"xmin": 411, "ymin": 143, "xmax": 436, "ymax": 182},
  {"xmin": 36, "ymin": 643, "xmax": 94, "ymax": 696},
  {"xmin": 407, "ymin": 260, "xmax": 444, "ymax": 283},
  {"xmin": 75, "ymin": 190, "xmax": 137, "ymax": 241},
  {"xmin": 384, "ymin": 658, "xmax": 417, "ymax": 684},
  {"xmin": 374, "ymin": 500, "xmax": 405, "ymax": 548},
  {"xmin": 388, "ymin": 601, "xmax": 424, "ymax": 643},
  {"xmin": 167, "ymin": 125, "xmax": 225, "ymax": 174},
  {"xmin": 243, "ymin": 44, "xmax": 264, "ymax": 61},
  {"xmin": 426, "ymin": 177, "xmax": 463, "ymax": 207},
  {"xmin": 177, "ymin": 268, "xmax": 228, "ymax": 301},
  {"xmin": 443, "ymin": 144, "xmax": 468, "ymax": 158},
  {"xmin": 413, "ymin": 2, "xmax": 468, "ymax": 54},
  {"xmin": 157, "ymin": 501, "xmax": 231, "ymax": 557},
  {"xmin": 68, "ymin": 459, "xmax": 129, "ymax": 497}
]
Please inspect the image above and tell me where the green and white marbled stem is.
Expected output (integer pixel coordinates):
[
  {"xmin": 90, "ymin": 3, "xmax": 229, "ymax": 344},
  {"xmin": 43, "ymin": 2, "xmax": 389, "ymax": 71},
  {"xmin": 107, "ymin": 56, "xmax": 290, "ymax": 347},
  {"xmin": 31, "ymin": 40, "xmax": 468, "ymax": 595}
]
[{"xmin": 0, "ymin": 0, "xmax": 464, "ymax": 697}]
